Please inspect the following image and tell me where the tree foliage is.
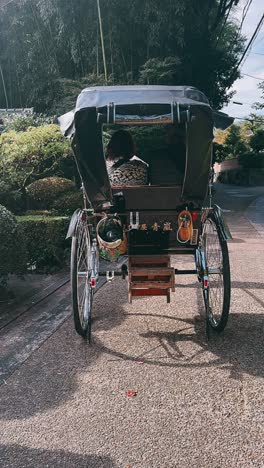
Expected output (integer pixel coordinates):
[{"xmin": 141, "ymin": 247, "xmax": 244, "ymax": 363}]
[
  {"xmin": 3, "ymin": 114, "xmax": 54, "ymax": 132},
  {"xmin": 224, "ymin": 125, "xmax": 248, "ymax": 158},
  {"xmin": 253, "ymin": 82, "xmax": 264, "ymax": 110},
  {"xmin": 249, "ymin": 128, "xmax": 264, "ymax": 153},
  {"xmin": 0, "ymin": 0, "xmax": 244, "ymax": 113},
  {"xmin": 0, "ymin": 124, "xmax": 71, "ymax": 191},
  {"xmin": 214, "ymin": 122, "xmax": 264, "ymax": 168}
]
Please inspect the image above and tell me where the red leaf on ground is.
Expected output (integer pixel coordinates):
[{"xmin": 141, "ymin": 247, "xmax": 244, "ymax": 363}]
[{"xmin": 126, "ymin": 389, "xmax": 137, "ymax": 397}]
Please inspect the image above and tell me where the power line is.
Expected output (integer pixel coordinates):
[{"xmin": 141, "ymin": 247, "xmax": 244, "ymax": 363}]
[
  {"xmin": 254, "ymin": 31, "xmax": 264, "ymax": 47},
  {"xmin": 228, "ymin": 13, "xmax": 264, "ymax": 84},
  {"xmin": 237, "ymin": 13, "xmax": 264, "ymax": 70},
  {"xmin": 238, "ymin": 0, "xmax": 253, "ymax": 33},
  {"xmin": 216, "ymin": 3, "xmax": 233, "ymax": 45},
  {"xmin": 242, "ymin": 72, "xmax": 264, "ymax": 80},
  {"xmin": 233, "ymin": 116, "xmax": 264, "ymax": 122},
  {"xmin": 232, "ymin": 99, "xmax": 252, "ymax": 105},
  {"xmin": 0, "ymin": 0, "xmax": 17, "ymax": 9},
  {"xmin": 223, "ymin": 0, "xmax": 253, "ymax": 49}
]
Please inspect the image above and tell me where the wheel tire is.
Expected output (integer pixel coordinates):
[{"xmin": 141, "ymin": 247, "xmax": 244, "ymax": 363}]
[
  {"xmin": 203, "ymin": 212, "xmax": 231, "ymax": 333},
  {"xmin": 71, "ymin": 226, "xmax": 93, "ymax": 339}
]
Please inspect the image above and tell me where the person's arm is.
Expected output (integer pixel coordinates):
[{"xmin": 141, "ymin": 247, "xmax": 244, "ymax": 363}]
[{"xmin": 130, "ymin": 155, "xmax": 149, "ymax": 166}]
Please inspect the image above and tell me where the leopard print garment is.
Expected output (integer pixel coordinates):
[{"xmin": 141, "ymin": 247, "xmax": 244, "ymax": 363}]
[{"xmin": 107, "ymin": 159, "xmax": 148, "ymax": 186}]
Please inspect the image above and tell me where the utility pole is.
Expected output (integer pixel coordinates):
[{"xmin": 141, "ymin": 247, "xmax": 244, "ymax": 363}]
[
  {"xmin": 0, "ymin": 63, "xmax": 9, "ymax": 108},
  {"xmin": 96, "ymin": 22, "xmax": 99, "ymax": 77},
  {"xmin": 97, "ymin": 0, "xmax": 108, "ymax": 83}
]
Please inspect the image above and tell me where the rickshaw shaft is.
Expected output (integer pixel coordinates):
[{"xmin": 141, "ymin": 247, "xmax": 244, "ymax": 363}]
[{"xmin": 98, "ymin": 269, "xmax": 197, "ymax": 276}]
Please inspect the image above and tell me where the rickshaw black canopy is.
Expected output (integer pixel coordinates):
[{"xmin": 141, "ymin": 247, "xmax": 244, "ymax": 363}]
[{"xmin": 59, "ymin": 85, "xmax": 233, "ymax": 208}]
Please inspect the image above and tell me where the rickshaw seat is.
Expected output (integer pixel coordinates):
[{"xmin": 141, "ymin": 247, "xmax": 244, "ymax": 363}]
[
  {"xmin": 112, "ymin": 186, "xmax": 182, "ymax": 210},
  {"xmin": 149, "ymin": 155, "xmax": 184, "ymax": 186}
]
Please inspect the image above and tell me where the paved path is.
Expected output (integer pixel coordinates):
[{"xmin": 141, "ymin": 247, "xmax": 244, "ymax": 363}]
[
  {"xmin": 246, "ymin": 195, "xmax": 264, "ymax": 238},
  {"xmin": 0, "ymin": 184, "xmax": 264, "ymax": 468}
]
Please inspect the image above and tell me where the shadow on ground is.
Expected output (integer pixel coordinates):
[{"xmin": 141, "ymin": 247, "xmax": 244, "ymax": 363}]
[
  {"xmin": 96, "ymin": 311, "xmax": 264, "ymax": 380},
  {"xmin": 0, "ymin": 280, "xmax": 127, "ymax": 420},
  {"xmin": 0, "ymin": 443, "xmax": 117, "ymax": 468},
  {"xmin": 0, "ymin": 278, "xmax": 263, "ymax": 421}
]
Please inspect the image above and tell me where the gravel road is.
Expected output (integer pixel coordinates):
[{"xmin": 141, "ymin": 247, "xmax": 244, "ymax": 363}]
[{"xmin": 0, "ymin": 184, "xmax": 263, "ymax": 468}]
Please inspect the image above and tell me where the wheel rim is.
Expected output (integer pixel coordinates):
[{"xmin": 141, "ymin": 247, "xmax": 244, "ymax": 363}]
[
  {"xmin": 76, "ymin": 220, "xmax": 92, "ymax": 328},
  {"xmin": 203, "ymin": 218, "xmax": 224, "ymax": 326}
]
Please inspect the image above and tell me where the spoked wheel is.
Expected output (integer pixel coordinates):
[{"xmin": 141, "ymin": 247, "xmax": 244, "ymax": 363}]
[
  {"xmin": 71, "ymin": 215, "xmax": 94, "ymax": 340},
  {"xmin": 202, "ymin": 212, "xmax": 231, "ymax": 333}
]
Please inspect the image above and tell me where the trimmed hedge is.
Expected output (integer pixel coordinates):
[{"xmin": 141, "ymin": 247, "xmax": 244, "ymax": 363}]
[
  {"xmin": 0, "ymin": 204, "xmax": 27, "ymax": 285},
  {"xmin": 52, "ymin": 190, "xmax": 83, "ymax": 215},
  {"xmin": 17, "ymin": 215, "xmax": 70, "ymax": 272},
  {"xmin": 26, "ymin": 177, "xmax": 75, "ymax": 209}
]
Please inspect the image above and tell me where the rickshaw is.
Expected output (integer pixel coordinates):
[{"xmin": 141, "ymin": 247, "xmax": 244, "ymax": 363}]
[{"xmin": 59, "ymin": 85, "xmax": 233, "ymax": 341}]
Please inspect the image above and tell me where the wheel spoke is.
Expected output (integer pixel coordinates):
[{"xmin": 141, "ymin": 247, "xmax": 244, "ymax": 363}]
[
  {"xmin": 208, "ymin": 267, "xmax": 222, "ymax": 274},
  {"xmin": 71, "ymin": 216, "xmax": 98, "ymax": 338},
  {"xmin": 203, "ymin": 216, "xmax": 226, "ymax": 327},
  {"xmin": 79, "ymin": 286, "xmax": 86, "ymax": 319}
]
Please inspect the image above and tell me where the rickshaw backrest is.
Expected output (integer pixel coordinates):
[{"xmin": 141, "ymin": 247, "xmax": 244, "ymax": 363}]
[{"xmin": 112, "ymin": 186, "xmax": 182, "ymax": 210}]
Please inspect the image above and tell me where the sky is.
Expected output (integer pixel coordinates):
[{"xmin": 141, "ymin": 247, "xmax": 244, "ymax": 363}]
[{"xmin": 222, "ymin": 0, "xmax": 264, "ymax": 119}]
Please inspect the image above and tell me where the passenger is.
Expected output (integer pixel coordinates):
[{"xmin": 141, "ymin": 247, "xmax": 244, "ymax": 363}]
[{"xmin": 106, "ymin": 130, "xmax": 148, "ymax": 186}]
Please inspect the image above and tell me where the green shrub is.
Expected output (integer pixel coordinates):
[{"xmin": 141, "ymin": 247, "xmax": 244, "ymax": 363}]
[
  {"xmin": 0, "ymin": 183, "xmax": 24, "ymax": 214},
  {"xmin": 3, "ymin": 114, "xmax": 55, "ymax": 132},
  {"xmin": 17, "ymin": 215, "xmax": 70, "ymax": 272},
  {"xmin": 26, "ymin": 177, "xmax": 75, "ymax": 209},
  {"xmin": 52, "ymin": 190, "xmax": 83, "ymax": 215},
  {"xmin": 249, "ymin": 129, "xmax": 264, "ymax": 153},
  {"xmin": 0, "ymin": 204, "xmax": 27, "ymax": 286},
  {"xmin": 0, "ymin": 124, "xmax": 72, "ymax": 193},
  {"xmin": 25, "ymin": 210, "xmax": 53, "ymax": 216}
]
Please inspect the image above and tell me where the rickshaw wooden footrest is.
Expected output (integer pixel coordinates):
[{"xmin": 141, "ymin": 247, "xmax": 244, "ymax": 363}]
[
  {"xmin": 128, "ymin": 256, "xmax": 175, "ymax": 302},
  {"xmin": 129, "ymin": 255, "xmax": 171, "ymax": 268},
  {"xmin": 131, "ymin": 289, "xmax": 168, "ymax": 297},
  {"xmin": 131, "ymin": 281, "xmax": 172, "ymax": 289}
]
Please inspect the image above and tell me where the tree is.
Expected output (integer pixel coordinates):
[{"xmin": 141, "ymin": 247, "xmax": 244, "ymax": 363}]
[
  {"xmin": 139, "ymin": 57, "xmax": 181, "ymax": 85},
  {"xmin": 214, "ymin": 124, "xmax": 249, "ymax": 162},
  {"xmin": 0, "ymin": 0, "xmax": 245, "ymax": 112},
  {"xmin": 214, "ymin": 142, "xmax": 227, "ymax": 163},
  {"xmin": 224, "ymin": 125, "xmax": 248, "ymax": 159},
  {"xmin": 253, "ymin": 82, "xmax": 264, "ymax": 110},
  {"xmin": 214, "ymin": 128, "xmax": 230, "ymax": 145},
  {"xmin": 249, "ymin": 129, "xmax": 264, "ymax": 154},
  {"xmin": 238, "ymin": 125, "xmax": 264, "ymax": 169}
]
